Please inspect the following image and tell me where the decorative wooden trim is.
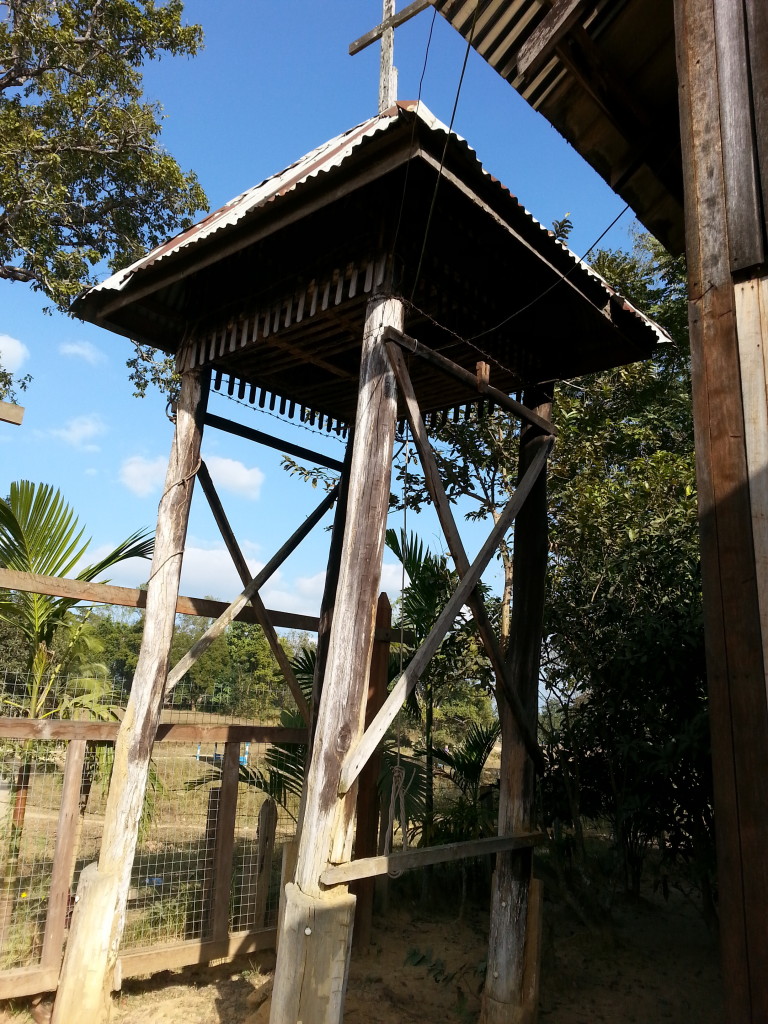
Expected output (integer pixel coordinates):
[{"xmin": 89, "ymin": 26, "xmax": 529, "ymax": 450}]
[
  {"xmin": 0, "ymin": 568, "xmax": 320, "ymax": 634},
  {"xmin": 320, "ymin": 833, "xmax": 546, "ymax": 885}
]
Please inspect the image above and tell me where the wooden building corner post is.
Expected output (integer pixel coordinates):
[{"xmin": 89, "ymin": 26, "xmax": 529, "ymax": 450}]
[
  {"xmin": 52, "ymin": 366, "xmax": 209, "ymax": 1024},
  {"xmin": 675, "ymin": 2, "xmax": 768, "ymax": 1021},
  {"xmin": 270, "ymin": 293, "xmax": 402, "ymax": 1024},
  {"xmin": 481, "ymin": 389, "xmax": 552, "ymax": 1024}
]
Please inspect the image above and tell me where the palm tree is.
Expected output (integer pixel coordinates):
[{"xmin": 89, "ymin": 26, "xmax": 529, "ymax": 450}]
[{"xmin": 0, "ymin": 480, "xmax": 153, "ymax": 934}]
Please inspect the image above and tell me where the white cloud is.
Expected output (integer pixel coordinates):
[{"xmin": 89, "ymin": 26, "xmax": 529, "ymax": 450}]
[
  {"xmin": 51, "ymin": 413, "xmax": 106, "ymax": 451},
  {"xmin": 179, "ymin": 543, "xmax": 263, "ymax": 601},
  {"xmin": 206, "ymin": 454, "xmax": 265, "ymax": 501},
  {"xmin": 87, "ymin": 551, "xmax": 153, "ymax": 589},
  {"xmin": 59, "ymin": 341, "xmax": 105, "ymax": 365},
  {"xmin": 0, "ymin": 333, "xmax": 30, "ymax": 372},
  {"xmin": 119, "ymin": 455, "xmax": 167, "ymax": 497},
  {"xmin": 380, "ymin": 560, "xmax": 408, "ymax": 602}
]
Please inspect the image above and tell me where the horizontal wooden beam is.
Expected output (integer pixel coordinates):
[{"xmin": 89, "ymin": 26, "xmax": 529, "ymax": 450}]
[
  {"xmin": 0, "ymin": 718, "xmax": 307, "ymax": 744},
  {"xmin": 320, "ymin": 832, "xmax": 545, "ymax": 885},
  {"xmin": 204, "ymin": 412, "xmax": 345, "ymax": 472},
  {"xmin": 116, "ymin": 927, "xmax": 277, "ymax": 985},
  {"xmin": 349, "ymin": 0, "xmax": 431, "ymax": 55},
  {"xmin": 0, "ymin": 569, "xmax": 320, "ymax": 633},
  {"xmin": 383, "ymin": 327, "xmax": 557, "ymax": 435},
  {"xmin": 0, "ymin": 965, "xmax": 59, "ymax": 1000},
  {"xmin": 0, "ymin": 400, "xmax": 24, "ymax": 426}
]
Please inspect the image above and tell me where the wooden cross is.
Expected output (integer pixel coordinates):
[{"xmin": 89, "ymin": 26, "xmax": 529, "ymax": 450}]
[{"xmin": 349, "ymin": 0, "xmax": 432, "ymax": 113}]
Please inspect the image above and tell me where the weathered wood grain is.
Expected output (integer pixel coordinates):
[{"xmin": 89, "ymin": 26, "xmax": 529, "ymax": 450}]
[
  {"xmin": 339, "ymin": 435, "xmax": 552, "ymax": 796},
  {"xmin": 0, "ymin": 718, "xmax": 306, "ymax": 744},
  {"xmin": 321, "ymin": 833, "xmax": 545, "ymax": 885},
  {"xmin": 52, "ymin": 368, "xmax": 209, "ymax": 1024},
  {"xmin": 0, "ymin": 568, "xmax": 320, "ymax": 633}
]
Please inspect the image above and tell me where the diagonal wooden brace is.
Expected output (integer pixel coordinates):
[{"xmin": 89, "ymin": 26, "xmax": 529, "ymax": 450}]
[
  {"xmin": 165, "ymin": 484, "xmax": 338, "ymax": 697},
  {"xmin": 197, "ymin": 461, "xmax": 310, "ymax": 723},
  {"xmin": 386, "ymin": 341, "xmax": 547, "ymax": 773},
  {"xmin": 338, "ymin": 433, "xmax": 552, "ymax": 795}
]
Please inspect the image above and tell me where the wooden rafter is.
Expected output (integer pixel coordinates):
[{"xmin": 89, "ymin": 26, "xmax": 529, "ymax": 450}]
[{"xmin": 338, "ymin": 434, "xmax": 552, "ymax": 795}]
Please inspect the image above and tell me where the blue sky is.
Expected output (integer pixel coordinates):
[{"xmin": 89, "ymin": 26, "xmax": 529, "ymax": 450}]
[{"xmin": 0, "ymin": 1, "xmax": 637, "ymax": 616}]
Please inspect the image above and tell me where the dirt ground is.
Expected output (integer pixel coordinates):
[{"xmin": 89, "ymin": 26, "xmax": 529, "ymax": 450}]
[{"xmin": 3, "ymin": 879, "xmax": 723, "ymax": 1024}]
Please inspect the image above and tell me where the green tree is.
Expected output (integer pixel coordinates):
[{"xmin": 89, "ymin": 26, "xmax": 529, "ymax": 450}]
[
  {"xmin": 0, "ymin": 0, "xmax": 207, "ymax": 311},
  {"xmin": 542, "ymin": 234, "xmax": 713, "ymax": 912}
]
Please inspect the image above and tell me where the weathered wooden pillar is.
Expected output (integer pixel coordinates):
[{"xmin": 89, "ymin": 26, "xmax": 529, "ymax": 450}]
[
  {"xmin": 52, "ymin": 366, "xmax": 209, "ymax": 1024},
  {"xmin": 675, "ymin": 2, "xmax": 768, "ymax": 1021},
  {"xmin": 481, "ymin": 391, "xmax": 551, "ymax": 1024},
  {"xmin": 270, "ymin": 293, "xmax": 402, "ymax": 1024}
]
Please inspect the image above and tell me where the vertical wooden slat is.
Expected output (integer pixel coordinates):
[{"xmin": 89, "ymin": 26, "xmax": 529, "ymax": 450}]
[
  {"xmin": 745, "ymin": 0, "xmax": 768, "ymax": 244},
  {"xmin": 352, "ymin": 593, "xmax": 390, "ymax": 951},
  {"xmin": 211, "ymin": 742, "xmax": 240, "ymax": 942},
  {"xmin": 40, "ymin": 740, "xmax": 87, "ymax": 970}
]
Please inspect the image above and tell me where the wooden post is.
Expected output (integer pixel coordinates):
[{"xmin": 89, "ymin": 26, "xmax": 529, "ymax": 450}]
[
  {"xmin": 352, "ymin": 593, "xmax": 390, "ymax": 951},
  {"xmin": 40, "ymin": 739, "xmax": 86, "ymax": 971},
  {"xmin": 210, "ymin": 742, "xmax": 240, "ymax": 941},
  {"xmin": 252, "ymin": 798, "xmax": 278, "ymax": 930},
  {"xmin": 52, "ymin": 367, "xmax": 209, "ymax": 1024},
  {"xmin": 674, "ymin": 2, "xmax": 768, "ymax": 1021},
  {"xmin": 270, "ymin": 293, "xmax": 402, "ymax": 1024},
  {"xmin": 481, "ymin": 391, "xmax": 552, "ymax": 1024}
]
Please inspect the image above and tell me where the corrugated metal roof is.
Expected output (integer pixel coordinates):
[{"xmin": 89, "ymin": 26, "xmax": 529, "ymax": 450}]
[{"xmin": 82, "ymin": 99, "xmax": 668, "ymax": 346}]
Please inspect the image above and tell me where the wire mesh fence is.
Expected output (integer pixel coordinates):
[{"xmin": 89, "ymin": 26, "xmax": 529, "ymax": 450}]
[{"xmin": 0, "ymin": 668, "xmax": 300, "ymax": 978}]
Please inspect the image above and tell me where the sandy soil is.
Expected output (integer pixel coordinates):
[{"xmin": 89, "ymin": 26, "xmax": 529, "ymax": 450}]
[{"xmin": 3, "ymin": 881, "xmax": 723, "ymax": 1024}]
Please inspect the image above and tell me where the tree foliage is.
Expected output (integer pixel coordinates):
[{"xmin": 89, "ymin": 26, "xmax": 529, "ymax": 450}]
[
  {"xmin": 0, "ymin": 0, "xmax": 207, "ymax": 308},
  {"xmin": 542, "ymin": 234, "xmax": 713, "ymax": 910}
]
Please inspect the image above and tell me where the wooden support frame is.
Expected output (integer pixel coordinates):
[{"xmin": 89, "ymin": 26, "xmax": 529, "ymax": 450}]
[
  {"xmin": 321, "ymin": 832, "xmax": 545, "ymax": 886},
  {"xmin": 165, "ymin": 484, "xmax": 339, "ymax": 698},
  {"xmin": 0, "ymin": 568, "xmax": 320, "ymax": 633},
  {"xmin": 197, "ymin": 460, "xmax": 310, "ymax": 722},
  {"xmin": 0, "ymin": 719, "xmax": 306, "ymax": 743},
  {"xmin": 339, "ymin": 433, "xmax": 552, "ymax": 795},
  {"xmin": 0, "ymin": 401, "xmax": 24, "ymax": 426},
  {"xmin": 204, "ymin": 411, "xmax": 344, "ymax": 472},
  {"xmin": 210, "ymin": 742, "xmax": 240, "ymax": 941},
  {"xmin": 385, "ymin": 340, "xmax": 546, "ymax": 772},
  {"xmin": 383, "ymin": 325, "xmax": 557, "ymax": 434}
]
